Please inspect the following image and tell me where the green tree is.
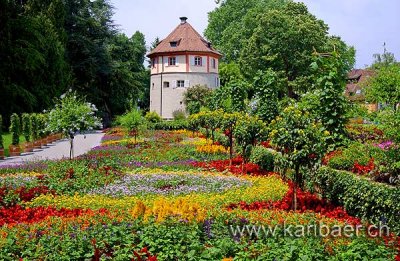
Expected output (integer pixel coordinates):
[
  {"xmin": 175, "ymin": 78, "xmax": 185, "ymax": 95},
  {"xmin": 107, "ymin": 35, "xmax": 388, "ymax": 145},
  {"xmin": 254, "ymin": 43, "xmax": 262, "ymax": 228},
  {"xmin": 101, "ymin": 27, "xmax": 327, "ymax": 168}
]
[
  {"xmin": 46, "ymin": 91, "xmax": 101, "ymax": 159},
  {"xmin": 365, "ymin": 64, "xmax": 400, "ymax": 111},
  {"xmin": 117, "ymin": 108, "xmax": 145, "ymax": 143},
  {"xmin": 310, "ymin": 50, "xmax": 350, "ymax": 144},
  {"xmin": 219, "ymin": 62, "xmax": 244, "ymax": 86},
  {"xmin": 234, "ymin": 114, "xmax": 268, "ymax": 169},
  {"xmin": 371, "ymin": 44, "xmax": 397, "ymax": 69},
  {"xmin": 0, "ymin": 0, "xmax": 70, "ymax": 122},
  {"xmin": 269, "ymin": 106, "xmax": 329, "ymax": 210},
  {"xmin": 22, "ymin": 113, "xmax": 32, "ymax": 143},
  {"xmin": 240, "ymin": 2, "xmax": 329, "ymax": 98},
  {"xmin": 108, "ymin": 32, "xmax": 148, "ymax": 115},
  {"xmin": 205, "ymin": 0, "xmax": 288, "ymax": 62},
  {"xmin": 252, "ymin": 69, "xmax": 280, "ymax": 123},
  {"xmin": 183, "ymin": 85, "xmax": 213, "ymax": 115},
  {"xmin": 9, "ymin": 113, "xmax": 21, "ymax": 146}
]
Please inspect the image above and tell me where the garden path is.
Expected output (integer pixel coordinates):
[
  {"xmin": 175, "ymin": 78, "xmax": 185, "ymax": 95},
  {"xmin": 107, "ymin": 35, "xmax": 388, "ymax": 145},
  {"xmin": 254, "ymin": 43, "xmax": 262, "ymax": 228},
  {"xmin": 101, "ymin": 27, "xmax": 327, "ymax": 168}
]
[{"xmin": 0, "ymin": 131, "xmax": 104, "ymax": 166}]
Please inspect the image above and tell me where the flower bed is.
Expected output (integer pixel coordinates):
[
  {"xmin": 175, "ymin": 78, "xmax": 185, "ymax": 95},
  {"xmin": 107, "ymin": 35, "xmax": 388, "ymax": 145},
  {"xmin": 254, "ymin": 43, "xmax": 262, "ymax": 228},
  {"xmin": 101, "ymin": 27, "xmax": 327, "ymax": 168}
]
[{"xmin": 0, "ymin": 129, "xmax": 398, "ymax": 260}]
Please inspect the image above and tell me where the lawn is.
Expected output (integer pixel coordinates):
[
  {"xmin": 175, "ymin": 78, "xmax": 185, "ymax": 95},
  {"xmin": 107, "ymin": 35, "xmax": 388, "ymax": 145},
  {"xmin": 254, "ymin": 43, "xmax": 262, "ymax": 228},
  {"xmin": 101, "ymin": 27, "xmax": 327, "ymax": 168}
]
[
  {"xmin": 0, "ymin": 128, "xmax": 398, "ymax": 260},
  {"xmin": 1, "ymin": 132, "xmax": 26, "ymax": 156}
]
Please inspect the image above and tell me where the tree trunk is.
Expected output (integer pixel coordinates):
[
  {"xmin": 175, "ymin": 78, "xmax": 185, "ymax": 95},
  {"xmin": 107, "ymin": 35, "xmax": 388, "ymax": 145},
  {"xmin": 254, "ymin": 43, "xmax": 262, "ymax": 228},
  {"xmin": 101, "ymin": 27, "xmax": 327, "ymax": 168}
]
[
  {"xmin": 229, "ymin": 134, "xmax": 233, "ymax": 167},
  {"xmin": 293, "ymin": 164, "xmax": 300, "ymax": 211},
  {"xmin": 69, "ymin": 138, "xmax": 74, "ymax": 160}
]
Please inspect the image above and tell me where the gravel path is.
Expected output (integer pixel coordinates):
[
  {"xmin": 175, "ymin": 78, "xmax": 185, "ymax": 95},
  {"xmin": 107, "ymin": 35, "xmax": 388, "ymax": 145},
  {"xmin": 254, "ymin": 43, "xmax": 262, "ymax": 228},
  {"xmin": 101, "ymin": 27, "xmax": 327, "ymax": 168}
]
[{"xmin": 0, "ymin": 131, "xmax": 104, "ymax": 166}]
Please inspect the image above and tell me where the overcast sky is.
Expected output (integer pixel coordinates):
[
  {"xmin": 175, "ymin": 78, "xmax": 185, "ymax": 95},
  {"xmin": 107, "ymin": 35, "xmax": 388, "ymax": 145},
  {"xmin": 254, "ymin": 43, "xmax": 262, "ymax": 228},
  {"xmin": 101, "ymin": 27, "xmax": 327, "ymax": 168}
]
[{"xmin": 112, "ymin": 0, "xmax": 400, "ymax": 68}]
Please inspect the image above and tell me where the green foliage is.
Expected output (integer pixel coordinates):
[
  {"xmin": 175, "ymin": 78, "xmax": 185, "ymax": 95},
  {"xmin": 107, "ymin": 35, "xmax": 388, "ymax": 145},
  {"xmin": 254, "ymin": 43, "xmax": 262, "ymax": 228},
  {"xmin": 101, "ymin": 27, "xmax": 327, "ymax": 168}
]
[
  {"xmin": 108, "ymin": 32, "xmax": 149, "ymax": 115},
  {"xmin": 234, "ymin": 114, "xmax": 268, "ymax": 162},
  {"xmin": 313, "ymin": 167, "xmax": 400, "ymax": 233},
  {"xmin": 144, "ymin": 111, "xmax": 162, "ymax": 124},
  {"xmin": 9, "ymin": 113, "xmax": 21, "ymax": 146},
  {"xmin": 205, "ymin": 0, "xmax": 288, "ymax": 62},
  {"xmin": 172, "ymin": 109, "xmax": 187, "ymax": 121},
  {"xmin": 0, "ymin": 1, "xmax": 70, "ymax": 122},
  {"xmin": 269, "ymin": 105, "xmax": 329, "ymax": 209},
  {"xmin": 30, "ymin": 114, "xmax": 39, "ymax": 141},
  {"xmin": 371, "ymin": 48, "xmax": 397, "ymax": 69},
  {"xmin": 183, "ymin": 85, "xmax": 213, "ymax": 115},
  {"xmin": 0, "ymin": 115, "xmax": 3, "ymax": 149},
  {"xmin": 311, "ymin": 51, "xmax": 349, "ymax": 144},
  {"xmin": 226, "ymin": 80, "xmax": 248, "ymax": 112},
  {"xmin": 377, "ymin": 109, "xmax": 400, "ymax": 143},
  {"xmin": 47, "ymin": 91, "xmax": 101, "ymax": 136},
  {"xmin": 21, "ymin": 113, "xmax": 32, "ymax": 142},
  {"xmin": 219, "ymin": 62, "xmax": 244, "ymax": 86},
  {"xmin": 250, "ymin": 145, "xmax": 275, "ymax": 171},
  {"xmin": 327, "ymin": 142, "xmax": 372, "ymax": 170},
  {"xmin": 251, "ymin": 69, "xmax": 280, "ymax": 123},
  {"xmin": 240, "ymin": 2, "xmax": 327, "ymax": 97},
  {"xmin": 365, "ymin": 64, "xmax": 400, "ymax": 110},
  {"xmin": 117, "ymin": 108, "xmax": 144, "ymax": 136}
]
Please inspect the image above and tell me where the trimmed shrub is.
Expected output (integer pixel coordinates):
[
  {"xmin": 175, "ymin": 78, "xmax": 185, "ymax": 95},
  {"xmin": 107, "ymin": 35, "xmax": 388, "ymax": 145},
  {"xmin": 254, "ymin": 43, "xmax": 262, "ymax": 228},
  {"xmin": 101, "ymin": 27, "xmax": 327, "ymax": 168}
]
[
  {"xmin": 313, "ymin": 167, "xmax": 400, "ymax": 233},
  {"xmin": 250, "ymin": 145, "xmax": 275, "ymax": 171},
  {"xmin": 9, "ymin": 113, "xmax": 20, "ymax": 145},
  {"xmin": 22, "ymin": 113, "xmax": 32, "ymax": 142},
  {"xmin": 31, "ymin": 114, "xmax": 39, "ymax": 141},
  {"xmin": 145, "ymin": 111, "xmax": 162, "ymax": 124}
]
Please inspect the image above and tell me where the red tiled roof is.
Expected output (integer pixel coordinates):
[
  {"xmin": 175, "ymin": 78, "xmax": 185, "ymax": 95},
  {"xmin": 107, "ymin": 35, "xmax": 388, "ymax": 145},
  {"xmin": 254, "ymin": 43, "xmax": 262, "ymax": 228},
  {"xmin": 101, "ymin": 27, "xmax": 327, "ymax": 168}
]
[
  {"xmin": 147, "ymin": 19, "xmax": 221, "ymax": 57},
  {"xmin": 345, "ymin": 69, "xmax": 375, "ymax": 101}
]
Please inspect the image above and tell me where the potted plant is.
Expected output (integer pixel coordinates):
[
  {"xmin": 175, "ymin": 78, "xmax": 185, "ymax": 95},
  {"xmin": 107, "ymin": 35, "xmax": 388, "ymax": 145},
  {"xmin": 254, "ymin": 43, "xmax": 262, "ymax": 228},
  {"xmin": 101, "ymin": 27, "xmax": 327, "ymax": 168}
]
[
  {"xmin": 0, "ymin": 115, "xmax": 4, "ymax": 160},
  {"xmin": 22, "ymin": 113, "xmax": 33, "ymax": 152},
  {"xmin": 9, "ymin": 113, "xmax": 21, "ymax": 156}
]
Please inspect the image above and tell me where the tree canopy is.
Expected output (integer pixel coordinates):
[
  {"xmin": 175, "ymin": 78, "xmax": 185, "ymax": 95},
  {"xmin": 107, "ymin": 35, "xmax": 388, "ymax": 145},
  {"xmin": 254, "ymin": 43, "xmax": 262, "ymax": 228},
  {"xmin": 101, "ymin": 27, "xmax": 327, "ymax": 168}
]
[
  {"xmin": 0, "ymin": 0, "xmax": 149, "ymax": 126},
  {"xmin": 206, "ymin": 0, "xmax": 355, "ymax": 99}
]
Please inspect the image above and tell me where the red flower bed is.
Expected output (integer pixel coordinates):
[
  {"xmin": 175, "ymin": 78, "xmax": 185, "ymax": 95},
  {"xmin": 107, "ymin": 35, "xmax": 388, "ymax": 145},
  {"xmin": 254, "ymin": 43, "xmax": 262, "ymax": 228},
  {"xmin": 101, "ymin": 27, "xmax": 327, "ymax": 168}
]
[
  {"xmin": 192, "ymin": 157, "xmax": 271, "ymax": 176},
  {"xmin": 226, "ymin": 182, "xmax": 361, "ymax": 225},
  {"xmin": 0, "ymin": 205, "xmax": 95, "ymax": 226},
  {"xmin": 352, "ymin": 158, "xmax": 375, "ymax": 175},
  {"xmin": 0, "ymin": 185, "xmax": 55, "ymax": 206}
]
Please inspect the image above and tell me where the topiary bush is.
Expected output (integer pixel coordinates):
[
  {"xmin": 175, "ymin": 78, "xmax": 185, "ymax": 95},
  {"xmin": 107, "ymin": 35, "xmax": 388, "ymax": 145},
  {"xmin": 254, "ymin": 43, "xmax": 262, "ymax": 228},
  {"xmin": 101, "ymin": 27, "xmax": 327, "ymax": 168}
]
[
  {"xmin": 250, "ymin": 145, "xmax": 275, "ymax": 171},
  {"xmin": 145, "ymin": 111, "xmax": 162, "ymax": 124},
  {"xmin": 31, "ymin": 114, "xmax": 39, "ymax": 141},
  {"xmin": 9, "ymin": 113, "xmax": 20, "ymax": 146},
  {"xmin": 22, "ymin": 113, "xmax": 32, "ymax": 142}
]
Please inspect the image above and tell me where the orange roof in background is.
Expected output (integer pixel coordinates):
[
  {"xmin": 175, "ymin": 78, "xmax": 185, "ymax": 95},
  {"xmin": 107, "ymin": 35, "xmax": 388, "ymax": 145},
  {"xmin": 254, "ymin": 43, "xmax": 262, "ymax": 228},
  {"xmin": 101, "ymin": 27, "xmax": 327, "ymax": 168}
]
[
  {"xmin": 148, "ymin": 17, "xmax": 221, "ymax": 58},
  {"xmin": 345, "ymin": 69, "xmax": 375, "ymax": 101}
]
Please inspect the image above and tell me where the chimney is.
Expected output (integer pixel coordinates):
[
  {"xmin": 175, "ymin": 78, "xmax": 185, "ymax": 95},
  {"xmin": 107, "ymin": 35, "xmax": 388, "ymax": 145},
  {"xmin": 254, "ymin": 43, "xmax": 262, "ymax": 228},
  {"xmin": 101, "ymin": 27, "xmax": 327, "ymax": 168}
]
[{"xmin": 180, "ymin": 17, "xmax": 188, "ymax": 24}]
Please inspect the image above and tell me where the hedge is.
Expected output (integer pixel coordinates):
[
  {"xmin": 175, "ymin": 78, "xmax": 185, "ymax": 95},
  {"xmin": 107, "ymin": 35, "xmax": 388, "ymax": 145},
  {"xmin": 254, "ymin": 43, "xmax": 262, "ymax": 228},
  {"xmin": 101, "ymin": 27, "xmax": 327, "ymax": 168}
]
[
  {"xmin": 153, "ymin": 120, "xmax": 188, "ymax": 131},
  {"xmin": 313, "ymin": 167, "xmax": 400, "ymax": 233}
]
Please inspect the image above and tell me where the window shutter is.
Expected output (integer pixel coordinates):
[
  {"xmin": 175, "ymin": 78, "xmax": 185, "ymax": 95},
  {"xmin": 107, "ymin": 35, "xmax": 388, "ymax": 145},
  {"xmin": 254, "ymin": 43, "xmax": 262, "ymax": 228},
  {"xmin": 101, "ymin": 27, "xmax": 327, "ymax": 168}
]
[
  {"xmin": 175, "ymin": 57, "xmax": 179, "ymax": 65},
  {"xmin": 173, "ymin": 80, "xmax": 177, "ymax": 88},
  {"xmin": 184, "ymin": 80, "xmax": 190, "ymax": 88},
  {"xmin": 218, "ymin": 78, "xmax": 221, "ymax": 87},
  {"xmin": 200, "ymin": 57, "xmax": 203, "ymax": 66},
  {"xmin": 191, "ymin": 56, "xmax": 195, "ymax": 66}
]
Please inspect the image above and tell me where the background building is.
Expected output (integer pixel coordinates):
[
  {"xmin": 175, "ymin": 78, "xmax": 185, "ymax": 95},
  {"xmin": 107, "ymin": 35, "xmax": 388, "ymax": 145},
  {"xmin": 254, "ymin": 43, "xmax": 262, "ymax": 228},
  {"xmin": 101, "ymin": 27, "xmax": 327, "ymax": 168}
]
[{"xmin": 147, "ymin": 17, "xmax": 222, "ymax": 119}]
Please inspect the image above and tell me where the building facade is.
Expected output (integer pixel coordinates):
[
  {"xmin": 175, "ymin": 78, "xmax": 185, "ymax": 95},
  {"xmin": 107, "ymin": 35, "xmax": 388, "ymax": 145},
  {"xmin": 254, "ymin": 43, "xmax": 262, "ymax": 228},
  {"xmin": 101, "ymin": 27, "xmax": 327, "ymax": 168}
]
[{"xmin": 147, "ymin": 17, "xmax": 222, "ymax": 119}]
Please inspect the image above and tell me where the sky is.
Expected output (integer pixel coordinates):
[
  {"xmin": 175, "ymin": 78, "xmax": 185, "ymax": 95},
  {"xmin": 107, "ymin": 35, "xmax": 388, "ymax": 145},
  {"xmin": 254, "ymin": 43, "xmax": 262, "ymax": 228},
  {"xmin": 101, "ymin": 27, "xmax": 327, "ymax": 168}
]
[{"xmin": 112, "ymin": 0, "xmax": 400, "ymax": 68}]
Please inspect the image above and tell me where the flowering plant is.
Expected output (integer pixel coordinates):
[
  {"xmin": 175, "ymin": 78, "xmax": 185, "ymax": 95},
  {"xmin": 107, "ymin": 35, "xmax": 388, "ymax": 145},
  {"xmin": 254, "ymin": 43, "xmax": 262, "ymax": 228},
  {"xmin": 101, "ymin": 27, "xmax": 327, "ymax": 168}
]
[{"xmin": 46, "ymin": 90, "xmax": 102, "ymax": 158}]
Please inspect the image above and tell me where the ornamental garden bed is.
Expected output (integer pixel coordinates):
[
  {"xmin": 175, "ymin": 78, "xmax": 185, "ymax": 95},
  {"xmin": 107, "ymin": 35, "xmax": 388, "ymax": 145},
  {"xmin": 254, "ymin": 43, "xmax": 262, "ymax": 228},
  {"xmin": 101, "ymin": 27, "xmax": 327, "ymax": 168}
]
[{"xmin": 0, "ymin": 129, "xmax": 398, "ymax": 260}]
